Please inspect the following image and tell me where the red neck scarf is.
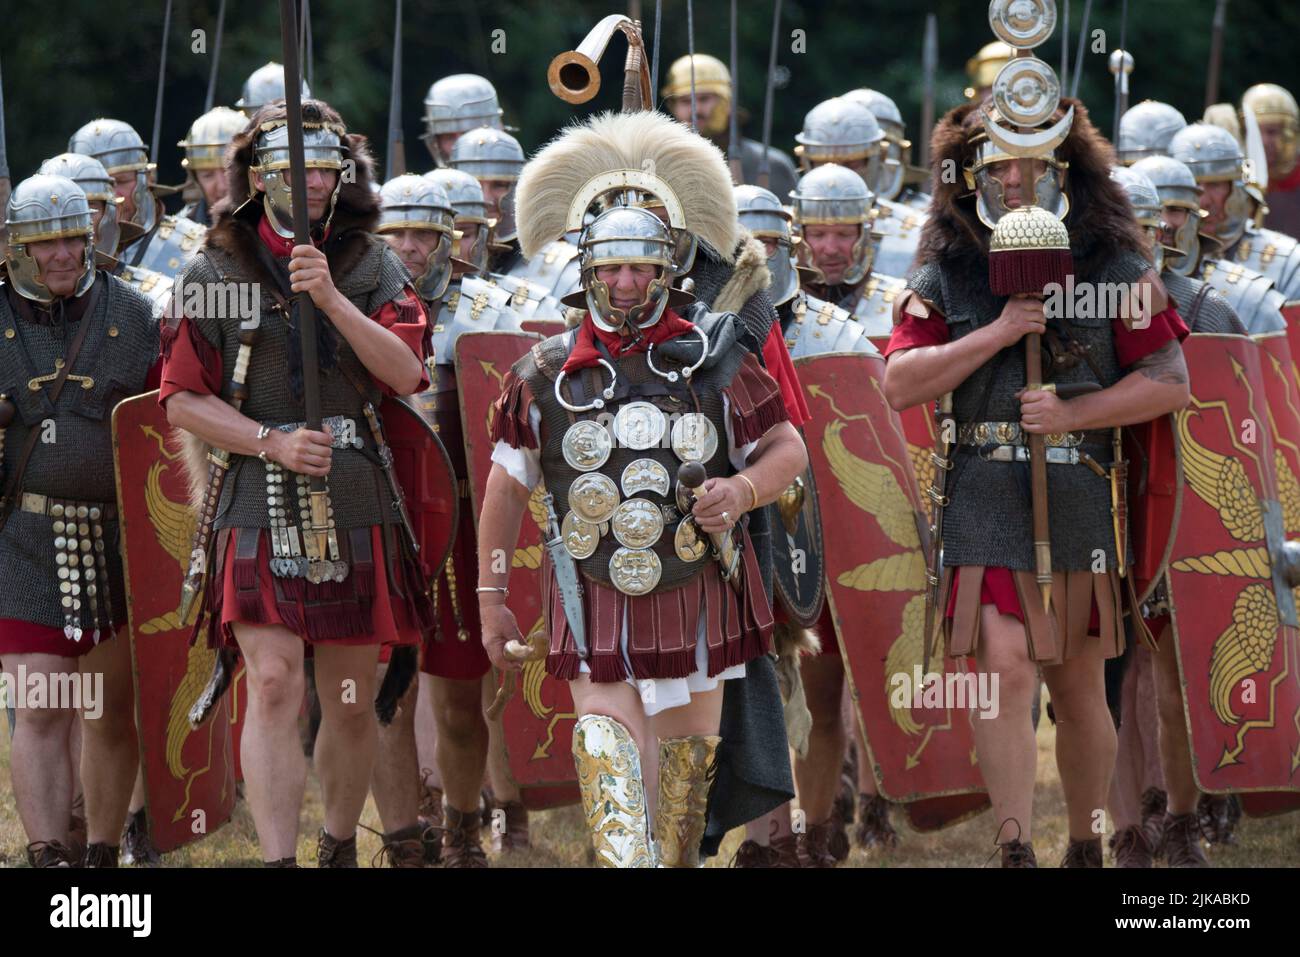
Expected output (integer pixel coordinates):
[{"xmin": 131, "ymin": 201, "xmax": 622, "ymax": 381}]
[
  {"xmin": 562, "ymin": 308, "xmax": 696, "ymax": 372},
  {"xmin": 256, "ymin": 211, "xmax": 331, "ymax": 257}
]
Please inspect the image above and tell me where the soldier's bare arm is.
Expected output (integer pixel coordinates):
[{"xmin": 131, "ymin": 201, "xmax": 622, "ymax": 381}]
[
  {"xmin": 476, "ymin": 463, "xmax": 533, "ymax": 670},
  {"xmin": 884, "ymin": 296, "xmax": 1047, "ymax": 410},
  {"xmin": 693, "ymin": 421, "xmax": 808, "ymax": 533},
  {"xmin": 1020, "ymin": 340, "xmax": 1190, "ymax": 434},
  {"xmin": 163, "ymin": 391, "xmax": 334, "ymax": 476}
]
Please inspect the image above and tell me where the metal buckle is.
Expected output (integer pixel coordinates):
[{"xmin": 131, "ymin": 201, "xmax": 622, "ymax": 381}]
[{"xmin": 20, "ymin": 492, "xmax": 48, "ymax": 515}]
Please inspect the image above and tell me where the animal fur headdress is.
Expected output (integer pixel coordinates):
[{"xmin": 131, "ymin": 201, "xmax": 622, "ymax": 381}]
[
  {"xmin": 918, "ymin": 97, "xmax": 1148, "ymax": 279},
  {"xmin": 514, "ymin": 110, "xmax": 740, "ymax": 264}
]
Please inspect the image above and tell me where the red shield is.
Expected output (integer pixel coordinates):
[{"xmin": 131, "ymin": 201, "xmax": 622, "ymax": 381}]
[
  {"xmin": 1165, "ymin": 333, "xmax": 1300, "ymax": 795},
  {"xmin": 1127, "ymin": 415, "xmax": 1183, "ymax": 604},
  {"xmin": 112, "ymin": 392, "xmax": 238, "ymax": 852},
  {"xmin": 797, "ymin": 353, "xmax": 988, "ymax": 826},
  {"xmin": 520, "ymin": 318, "xmax": 567, "ymax": 338},
  {"xmin": 455, "ymin": 330, "xmax": 579, "ymax": 804},
  {"xmin": 381, "ymin": 395, "xmax": 459, "ymax": 586}
]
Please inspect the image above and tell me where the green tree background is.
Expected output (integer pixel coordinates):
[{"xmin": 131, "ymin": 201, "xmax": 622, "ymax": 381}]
[{"xmin": 4, "ymin": 0, "xmax": 1299, "ymax": 193}]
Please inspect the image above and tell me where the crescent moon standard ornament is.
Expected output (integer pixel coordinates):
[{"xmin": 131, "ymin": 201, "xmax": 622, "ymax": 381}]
[
  {"xmin": 992, "ymin": 57, "xmax": 1061, "ymax": 127},
  {"xmin": 621, "ymin": 458, "xmax": 671, "ymax": 497},
  {"xmin": 982, "ymin": 105, "xmax": 1074, "ymax": 159},
  {"xmin": 562, "ymin": 420, "xmax": 613, "ymax": 471},
  {"xmin": 671, "ymin": 413, "xmax": 719, "ymax": 463},
  {"xmin": 988, "ymin": 0, "xmax": 1057, "ymax": 50},
  {"xmin": 613, "ymin": 401, "xmax": 668, "ymax": 451}
]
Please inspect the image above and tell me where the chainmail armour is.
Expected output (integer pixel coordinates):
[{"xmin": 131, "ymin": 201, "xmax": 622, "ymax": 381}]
[
  {"xmin": 0, "ymin": 274, "xmax": 158, "ymax": 628},
  {"xmin": 1162, "ymin": 270, "xmax": 1245, "ymax": 334}
]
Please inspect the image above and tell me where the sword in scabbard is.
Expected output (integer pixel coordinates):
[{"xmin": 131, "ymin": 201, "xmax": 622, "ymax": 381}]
[
  {"xmin": 178, "ymin": 311, "xmax": 262, "ymax": 623},
  {"xmin": 539, "ymin": 490, "xmax": 588, "ymax": 658},
  {"xmin": 1111, "ymin": 427, "xmax": 1128, "ymax": 578},
  {"xmin": 359, "ymin": 400, "xmax": 421, "ymax": 556},
  {"xmin": 922, "ymin": 392, "xmax": 953, "ymax": 675}
]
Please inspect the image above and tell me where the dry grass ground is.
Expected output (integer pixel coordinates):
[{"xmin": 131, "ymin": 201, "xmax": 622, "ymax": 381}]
[{"xmin": 1, "ymin": 713, "xmax": 1296, "ymax": 867}]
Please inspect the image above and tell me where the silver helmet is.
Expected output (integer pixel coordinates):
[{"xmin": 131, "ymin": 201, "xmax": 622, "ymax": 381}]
[
  {"xmin": 842, "ymin": 88, "xmax": 909, "ymax": 201},
  {"xmin": 967, "ymin": 132, "xmax": 1068, "ymax": 229},
  {"xmin": 4, "ymin": 174, "xmax": 96, "ymax": 302},
  {"xmin": 377, "ymin": 174, "xmax": 457, "ymax": 301},
  {"xmin": 248, "ymin": 119, "xmax": 346, "ymax": 239},
  {"xmin": 449, "ymin": 126, "xmax": 524, "ymax": 244},
  {"xmin": 577, "ymin": 206, "xmax": 676, "ymax": 333},
  {"xmin": 1110, "ymin": 165, "xmax": 1164, "ymax": 268},
  {"xmin": 734, "ymin": 184, "xmax": 798, "ymax": 306},
  {"xmin": 425, "ymin": 168, "xmax": 491, "ymax": 274},
  {"xmin": 1131, "ymin": 155, "xmax": 1205, "ymax": 277},
  {"xmin": 1169, "ymin": 122, "xmax": 1258, "ymax": 248},
  {"xmin": 421, "ymin": 74, "xmax": 505, "ymax": 166},
  {"xmin": 789, "ymin": 163, "xmax": 875, "ymax": 286},
  {"xmin": 179, "ymin": 106, "xmax": 247, "ymax": 172},
  {"xmin": 235, "ymin": 62, "xmax": 312, "ymax": 116},
  {"xmin": 38, "ymin": 153, "xmax": 121, "ymax": 257},
  {"xmin": 1116, "ymin": 100, "xmax": 1187, "ymax": 165},
  {"xmin": 794, "ymin": 97, "xmax": 885, "ymax": 191},
  {"xmin": 67, "ymin": 118, "xmax": 156, "ymax": 233}
]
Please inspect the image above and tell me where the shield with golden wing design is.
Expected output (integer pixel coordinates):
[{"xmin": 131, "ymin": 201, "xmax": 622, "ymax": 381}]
[
  {"xmin": 112, "ymin": 392, "xmax": 237, "ymax": 851},
  {"xmin": 1165, "ymin": 334, "xmax": 1300, "ymax": 796},
  {"xmin": 796, "ymin": 353, "xmax": 988, "ymax": 828},
  {"xmin": 455, "ymin": 330, "xmax": 579, "ymax": 803}
]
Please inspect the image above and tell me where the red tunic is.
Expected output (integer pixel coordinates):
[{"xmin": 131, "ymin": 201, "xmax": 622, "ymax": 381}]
[
  {"xmin": 885, "ymin": 300, "xmax": 1190, "ymax": 624},
  {"xmin": 159, "ymin": 230, "xmax": 431, "ymax": 649}
]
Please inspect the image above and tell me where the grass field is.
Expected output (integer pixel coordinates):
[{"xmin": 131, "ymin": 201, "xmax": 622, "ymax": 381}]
[{"xmin": 1, "ymin": 715, "xmax": 1296, "ymax": 867}]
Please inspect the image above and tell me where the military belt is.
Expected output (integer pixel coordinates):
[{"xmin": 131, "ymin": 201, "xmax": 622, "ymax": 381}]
[
  {"xmin": 270, "ymin": 414, "xmax": 365, "ymax": 451},
  {"xmin": 957, "ymin": 421, "xmax": 1110, "ymax": 449},
  {"xmin": 20, "ymin": 493, "xmax": 117, "ymax": 522}
]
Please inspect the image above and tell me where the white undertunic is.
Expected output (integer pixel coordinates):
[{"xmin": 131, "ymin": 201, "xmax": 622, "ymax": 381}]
[{"xmin": 491, "ymin": 400, "xmax": 755, "ymax": 716}]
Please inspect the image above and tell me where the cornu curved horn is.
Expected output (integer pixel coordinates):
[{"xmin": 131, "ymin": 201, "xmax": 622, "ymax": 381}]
[{"xmin": 547, "ymin": 14, "xmax": 652, "ymax": 111}]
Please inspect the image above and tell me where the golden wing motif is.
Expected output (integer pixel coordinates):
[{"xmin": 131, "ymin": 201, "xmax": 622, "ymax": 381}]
[
  {"xmin": 1275, "ymin": 448, "xmax": 1300, "ymax": 535},
  {"xmin": 837, "ymin": 550, "xmax": 926, "ymax": 592},
  {"xmin": 823, "ymin": 420, "xmax": 919, "ymax": 549},
  {"xmin": 884, "ymin": 594, "xmax": 927, "ymax": 737},
  {"xmin": 145, "ymin": 460, "xmax": 198, "ymax": 568},
  {"xmin": 521, "ymin": 617, "xmax": 552, "ymax": 720},
  {"xmin": 1208, "ymin": 583, "xmax": 1278, "ymax": 725},
  {"xmin": 527, "ymin": 485, "xmax": 548, "ymax": 531},
  {"xmin": 1176, "ymin": 410, "xmax": 1264, "ymax": 542},
  {"xmin": 165, "ymin": 641, "xmax": 217, "ymax": 779},
  {"xmin": 908, "ymin": 443, "xmax": 937, "ymax": 506}
]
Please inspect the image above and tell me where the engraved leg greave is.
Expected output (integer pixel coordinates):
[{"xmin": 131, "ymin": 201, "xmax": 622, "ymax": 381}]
[
  {"xmin": 654, "ymin": 734, "xmax": 720, "ymax": 868},
  {"xmin": 572, "ymin": 714, "xmax": 654, "ymax": 868}
]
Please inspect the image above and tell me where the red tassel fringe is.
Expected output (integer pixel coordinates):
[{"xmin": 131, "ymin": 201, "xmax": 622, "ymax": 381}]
[
  {"xmin": 732, "ymin": 390, "xmax": 788, "ymax": 446},
  {"xmin": 488, "ymin": 372, "xmax": 537, "ymax": 449},
  {"xmin": 988, "ymin": 249, "xmax": 1075, "ymax": 297}
]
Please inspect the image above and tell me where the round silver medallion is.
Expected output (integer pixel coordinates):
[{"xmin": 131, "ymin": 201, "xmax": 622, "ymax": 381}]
[
  {"xmin": 674, "ymin": 518, "xmax": 709, "ymax": 562},
  {"xmin": 671, "ymin": 413, "xmax": 718, "ymax": 462},
  {"xmin": 613, "ymin": 401, "xmax": 668, "ymax": 450},
  {"xmin": 567, "ymin": 473, "xmax": 619, "ymax": 524},
  {"xmin": 992, "ymin": 57, "xmax": 1060, "ymax": 127},
  {"xmin": 621, "ymin": 458, "xmax": 671, "ymax": 497},
  {"xmin": 608, "ymin": 547, "xmax": 662, "ymax": 596},
  {"xmin": 561, "ymin": 420, "xmax": 612, "ymax": 471},
  {"xmin": 561, "ymin": 511, "xmax": 601, "ymax": 559},
  {"xmin": 989, "ymin": 0, "xmax": 1056, "ymax": 49},
  {"xmin": 611, "ymin": 498, "xmax": 665, "ymax": 550}
]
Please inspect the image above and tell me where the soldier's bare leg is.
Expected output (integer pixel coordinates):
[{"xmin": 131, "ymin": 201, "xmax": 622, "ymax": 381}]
[
  {"xmin": 79, "ymin": 631, "xmax": 139, "ymax": 845},
  {"xmin": 313, "ymin": 642, "xmax": 381, "ymax": 841},
  {"xmin": 5, "ymin": 653, "xmax": 76, "ymax": 846},
  {"xmin": 853, "ymin": 719, "xmax": 878, "ymax": 797},
  {"xmin": 969, "ymin": 606, "xmax": 1039, "ymax": 843},
  {"xmin": 371, "ymin": 663, "xmax": 420, "ymax": 833},
  {"xmin": 431, "ymin": 676, "xmax": 489, "ymax": 816},
  {"xmin": 1041, "ymin": 636, "xmax": 1117, "ymax": 842},
  {"xmin": 794, "ymin": 654, "xmax": 846, "ymax": 824},
  {"xmin": 233, "ymin": 623, "xmax": 308, "ymax": 860},
  {"xmin": 415, "ymin": 672, "xmax": 442, "ymax": 792},
  {"xmin": 1152, "ymin": 627, "xmax": 1197, "ymax": 814}
]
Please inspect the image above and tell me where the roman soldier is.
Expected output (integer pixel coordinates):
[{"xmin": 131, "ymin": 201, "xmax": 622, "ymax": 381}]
[
  {"xmin": 0, "ymin": 174, "xmax": 160, "ymax": 867},
  {"xmin": 420, "ymin": 74, "xmax": 507, "ymax": 169},
  {"xmin": 660, "ymin": 53, "xmax": 799, "ymax": 201},
  {"xmin": 842, "ymin": 88, "xmax": 932, "ymax": 211},
  {"xmin": 882, "ymin": 98, "xmax": 1191, "ymax": 867},
  {"xmin": 1133, "ymin": 154, "xmax": 1291, "ymax": 334},
  {"xmin": 178, "ymin": 106, "xmax": 247, "ymax": 226},
  {"xmin": 964, "ymin": 41, "xmax": 1013, "ymax": 103},
  {"xmin": 1243, "ymin": 84, "xmax": 1300, "ymax": 238},
  {"xmin": 1170, "ymin": 122, "xmax": 1300, "ymax": 301},
  {"xmin": 1116, "ymin": 100, "xmax": 1187, "ymax": 166},
  {"xmin": 234, "ymin": 62, "xmax": 312, "ymax": 118},
  {"xmin": 67, "ymin": 119, "xmax": 206, "ymax": 280},
  {"xmin": 794, "ymin": 97, "xmax": 922, "ymax": 287},
  {"xmin": 448, "ymin": 127, "xmax": 525, "ymax": 275},
  {"xmin": 37, "ymin": 153, "xmax": 172, "ymax": 318},
  {"xmin": 158, "ymin": 99, "xmax": 433, "ymax": 867}
]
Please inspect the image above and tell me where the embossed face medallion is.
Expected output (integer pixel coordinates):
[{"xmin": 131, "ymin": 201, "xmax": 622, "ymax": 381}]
[
  {"xmin": 561, "ymin": 511, "xmax": 601, "ymax": 559},
  {"xmin": 611, "ymin": 498, "xmax": 665, "ymax": 549},
  {"xmin": 562, "ymin": 420, "xmax": 612, "ymax": 471},
  {"xmin": 671, "ymin": 412, "xmax": 718, "ymax": 462},
  {"xmin": 621, "ymin": 458, "xmax": 671, "ymax": 497},
  {"xmin": 613, "ymin": 401, "xmax": 667, "ymax": 451},
  {"xmin": 674, "ymin": 518, "xmax": 709, "ymax": 562},
  {"xmin": 608, "ymin": 547, "xmax": 662, "ymax": 595},
  {"xmin": 568, "ymin": 473, "xmax": 619, "ymax": 524}
]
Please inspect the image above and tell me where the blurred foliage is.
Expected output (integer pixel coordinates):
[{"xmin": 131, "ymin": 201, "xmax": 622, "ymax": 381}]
[{"xmin": 3, "ymin": 0, "xmax": 1299, "ymax": 195}]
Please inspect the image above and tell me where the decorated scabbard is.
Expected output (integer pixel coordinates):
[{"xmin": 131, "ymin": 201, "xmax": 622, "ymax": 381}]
[
  {"xmin": 922, "ymin": 392, "xmax": 953, "ymax": 674},
  {"xmin": 359, "ymin": 400, "xmax": 421, "ymax": 557}
]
